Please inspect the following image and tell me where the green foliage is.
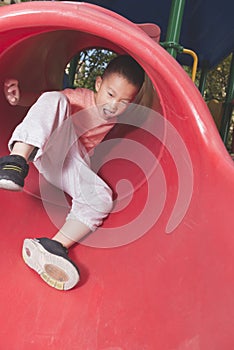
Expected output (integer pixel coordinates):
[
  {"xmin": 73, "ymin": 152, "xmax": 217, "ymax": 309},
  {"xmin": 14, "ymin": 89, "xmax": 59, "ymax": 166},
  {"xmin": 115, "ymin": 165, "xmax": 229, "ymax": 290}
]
[
  {"xmin": 204, "ymin": 54, "xmax": 234, "ymax": 151},
  {"xmin": 203, "ymin": 55, "xmax": 232, "ymax": 103},
  {"xmin": 183, "ymin": 54, "xmax": 232, "ymax": 102},
  {"xmin": 70, "ymin": 49, "xmax": 117, "ymax": 90}
]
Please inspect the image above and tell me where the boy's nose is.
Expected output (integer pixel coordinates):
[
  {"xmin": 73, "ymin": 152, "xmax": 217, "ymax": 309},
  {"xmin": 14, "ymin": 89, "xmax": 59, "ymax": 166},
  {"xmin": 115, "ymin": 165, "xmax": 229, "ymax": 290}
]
[{"xmin": 109, "ymin": 101, "xmax": 118, "ymax": 112}]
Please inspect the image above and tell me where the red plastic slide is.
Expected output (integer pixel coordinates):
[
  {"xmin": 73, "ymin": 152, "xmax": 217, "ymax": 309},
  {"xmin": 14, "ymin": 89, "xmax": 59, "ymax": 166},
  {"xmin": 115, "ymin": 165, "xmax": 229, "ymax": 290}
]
[{"xmin": 0, "ymin": 2, "xmax": 233, "ymax": 349}]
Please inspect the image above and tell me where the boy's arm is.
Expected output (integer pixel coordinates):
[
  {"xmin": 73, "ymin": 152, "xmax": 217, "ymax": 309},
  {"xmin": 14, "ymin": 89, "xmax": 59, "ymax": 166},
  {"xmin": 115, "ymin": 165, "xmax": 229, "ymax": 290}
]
[{"xmin": 4, "ymin": 79, "xmax": 40, "ymax": 107}]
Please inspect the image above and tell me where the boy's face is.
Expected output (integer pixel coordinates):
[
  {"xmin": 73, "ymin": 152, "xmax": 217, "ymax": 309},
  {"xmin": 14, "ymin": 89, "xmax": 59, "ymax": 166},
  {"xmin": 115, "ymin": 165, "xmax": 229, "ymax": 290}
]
[{"xmin": 95, "ymin": 73, "xmax": 139, "ymax": 121}]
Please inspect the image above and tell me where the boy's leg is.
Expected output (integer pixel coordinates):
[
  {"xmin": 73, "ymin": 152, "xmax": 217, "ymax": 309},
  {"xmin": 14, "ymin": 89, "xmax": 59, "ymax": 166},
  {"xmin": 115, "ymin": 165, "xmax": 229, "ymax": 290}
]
[
  {"xmin": 0, "ymin": 91, "xmax": 70, "ymax": 191},
  {"xmin": 22, "ymin": 141, "xmax": 113, "ymax": 291},
  {"xmin": 8, "ymin": 91, "xmax": 70, "ymax": 160},
  {"xmin": 10, "ymin": 141, "xmax": 35, "ymax": 159},
  {"xmin": 52, "ymin": 219, "xmax": 91, "ymax": 248},
  {"xmin": 1, "ymin": 94, "xmax": 112, "ymax": 290},
  {"xmin": 0, "ymin": 92, "xmax": 82, "ymax": 290}
]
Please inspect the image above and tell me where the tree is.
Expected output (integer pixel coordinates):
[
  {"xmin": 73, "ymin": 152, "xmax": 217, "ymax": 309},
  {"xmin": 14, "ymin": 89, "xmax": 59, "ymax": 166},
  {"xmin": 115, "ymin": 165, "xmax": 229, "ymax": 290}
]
[
  {"xmin": 69, "ymin": 49, "xmax": 116, "ymax": 90},
  {"xmin": 203, "ymin": 54, "xmax": 232, "ymax": 103}
]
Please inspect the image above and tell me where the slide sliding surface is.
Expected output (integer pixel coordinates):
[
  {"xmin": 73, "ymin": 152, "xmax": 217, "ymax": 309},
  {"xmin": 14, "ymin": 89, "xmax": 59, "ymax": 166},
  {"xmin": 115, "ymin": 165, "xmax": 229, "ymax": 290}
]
[{"xmin": 0, "ymin": 2, "xmax": 234, "ymax": 349}]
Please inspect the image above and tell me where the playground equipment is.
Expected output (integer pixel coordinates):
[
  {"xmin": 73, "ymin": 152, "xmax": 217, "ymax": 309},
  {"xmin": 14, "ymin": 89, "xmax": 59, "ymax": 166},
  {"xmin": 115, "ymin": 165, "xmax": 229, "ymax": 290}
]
[{"xmin": 0, "ymin": 2, "xmax": 234, "ymax": 349}]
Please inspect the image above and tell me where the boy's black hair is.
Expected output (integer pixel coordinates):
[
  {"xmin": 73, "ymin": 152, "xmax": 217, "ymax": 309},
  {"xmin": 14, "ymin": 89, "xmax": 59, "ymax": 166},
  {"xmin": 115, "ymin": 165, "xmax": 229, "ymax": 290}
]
[{"xmin": 103, "ymin": 55, "xmax": 144, "ymax": 91}]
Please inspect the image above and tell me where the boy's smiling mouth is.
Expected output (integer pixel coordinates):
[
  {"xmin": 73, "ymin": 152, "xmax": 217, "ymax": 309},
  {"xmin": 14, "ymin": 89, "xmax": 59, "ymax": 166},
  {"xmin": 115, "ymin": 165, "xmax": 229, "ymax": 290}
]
[{"xmin": 102, "ymin": 107, "xmax": 117, "ymax": 119}]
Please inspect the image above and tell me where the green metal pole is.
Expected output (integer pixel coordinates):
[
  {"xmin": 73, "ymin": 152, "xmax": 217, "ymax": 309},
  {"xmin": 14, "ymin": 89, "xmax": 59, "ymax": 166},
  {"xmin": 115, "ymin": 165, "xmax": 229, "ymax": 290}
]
[
  {"xmin": 220, "ymin": 53, "xmax": 234, "ymax": 143},
  {"xmin": 198, "ymin": 61, "xmax": 209, "ymax": 97},
  {"xmin": 68, "ymin": 54, "xmax": 79, "ymax": 88},
  {"xmin": 165, "ymin": 0, "xmax": 186, "ymax": 58}
]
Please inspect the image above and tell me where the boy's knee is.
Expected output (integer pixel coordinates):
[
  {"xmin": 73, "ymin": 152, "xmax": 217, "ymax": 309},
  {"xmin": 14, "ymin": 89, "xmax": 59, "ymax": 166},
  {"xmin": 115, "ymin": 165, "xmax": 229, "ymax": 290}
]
[
  {"xmin": 40, "ymin": 91, "xmax": 68, "ymax": 106},
  {"xmin": 99, "ymin": 188, "xmax": 113, "ymax": 215},
  {"xmin": 68, "ymin": 189, "xmax": 113, "ymax": 231},
  {"xmin": 38, "ymin": 91, "xmax": 70, "ymax": 117},
  {"xmin": 87, "ymin": 186, "xmax": 113, "ymax": 216}
]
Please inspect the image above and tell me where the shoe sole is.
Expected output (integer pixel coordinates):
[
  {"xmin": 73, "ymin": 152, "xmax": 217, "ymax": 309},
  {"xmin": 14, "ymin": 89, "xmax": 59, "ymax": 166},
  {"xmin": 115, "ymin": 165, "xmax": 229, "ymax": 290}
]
[
  {"xmin": 22, "ymin": 239, "xmax": 80, "ymax": 290},
  {"xmin": 0, "ymin": 179, "xmax": 22, "ymax": 191}
]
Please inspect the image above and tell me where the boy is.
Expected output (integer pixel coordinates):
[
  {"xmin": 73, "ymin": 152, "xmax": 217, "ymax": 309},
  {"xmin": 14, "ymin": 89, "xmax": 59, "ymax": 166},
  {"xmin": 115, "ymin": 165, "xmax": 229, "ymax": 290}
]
[{"xmin": 0, "ymin": 55, "xmax": 145, "ymax": 290}]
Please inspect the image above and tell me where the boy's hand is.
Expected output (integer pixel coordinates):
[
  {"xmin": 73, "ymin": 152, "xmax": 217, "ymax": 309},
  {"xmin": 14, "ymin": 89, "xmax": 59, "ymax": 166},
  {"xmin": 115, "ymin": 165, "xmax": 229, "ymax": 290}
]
[{"xmin": 4, "ymin": 79, "xmax": 20, "ymax": 106}]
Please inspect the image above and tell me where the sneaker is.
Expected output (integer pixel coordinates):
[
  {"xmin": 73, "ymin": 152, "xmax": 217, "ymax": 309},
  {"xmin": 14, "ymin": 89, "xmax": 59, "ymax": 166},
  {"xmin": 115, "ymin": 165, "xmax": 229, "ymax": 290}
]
[
  {"xmin": 22, "ymin": 238, "xmax": 80, "ymax": 290},
  {"xmin": 0, "ymin": 155, "xmax": 29, "ymax": 191}
]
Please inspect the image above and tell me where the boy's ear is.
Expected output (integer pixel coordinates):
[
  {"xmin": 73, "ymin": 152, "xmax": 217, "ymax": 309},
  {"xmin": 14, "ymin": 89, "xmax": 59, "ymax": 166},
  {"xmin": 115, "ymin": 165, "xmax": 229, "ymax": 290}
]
[{"xmin": 95, "ymin": 76, "xmax": 102, "ymax": 92}]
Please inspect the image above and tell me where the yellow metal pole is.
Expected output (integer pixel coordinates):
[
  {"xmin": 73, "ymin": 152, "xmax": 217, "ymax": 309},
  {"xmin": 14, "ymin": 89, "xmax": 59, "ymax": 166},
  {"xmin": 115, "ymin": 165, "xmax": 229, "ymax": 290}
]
[{"xmin": 183, "ymin": 48, "xmax": 198, "ymax": 82}]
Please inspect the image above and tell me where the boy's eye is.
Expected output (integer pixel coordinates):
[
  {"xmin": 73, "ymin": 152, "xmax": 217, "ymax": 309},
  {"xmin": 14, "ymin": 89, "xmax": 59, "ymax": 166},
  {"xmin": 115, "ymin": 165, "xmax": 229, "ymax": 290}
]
[
  {"xmin": 108, "ymin": 92, "xmax": 113, "ymax": 97},
  {"xmin": 121, "ymin": 101, "xmax": 129, "ymax": 106}
]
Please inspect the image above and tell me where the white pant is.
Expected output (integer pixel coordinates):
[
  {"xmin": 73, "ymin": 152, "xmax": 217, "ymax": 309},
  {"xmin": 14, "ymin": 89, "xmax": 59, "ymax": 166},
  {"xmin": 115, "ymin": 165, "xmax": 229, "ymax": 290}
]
[{"xmin": 9, "ymin": 91, "xmax": 113, "ymax": 232}]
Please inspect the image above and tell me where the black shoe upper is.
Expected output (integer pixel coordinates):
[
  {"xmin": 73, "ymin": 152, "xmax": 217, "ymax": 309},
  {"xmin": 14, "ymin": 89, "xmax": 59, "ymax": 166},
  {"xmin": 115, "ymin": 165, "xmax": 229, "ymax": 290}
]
[{"xmin": 0, "ymin": 155, "xmax": 29, "ymax": 187}]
